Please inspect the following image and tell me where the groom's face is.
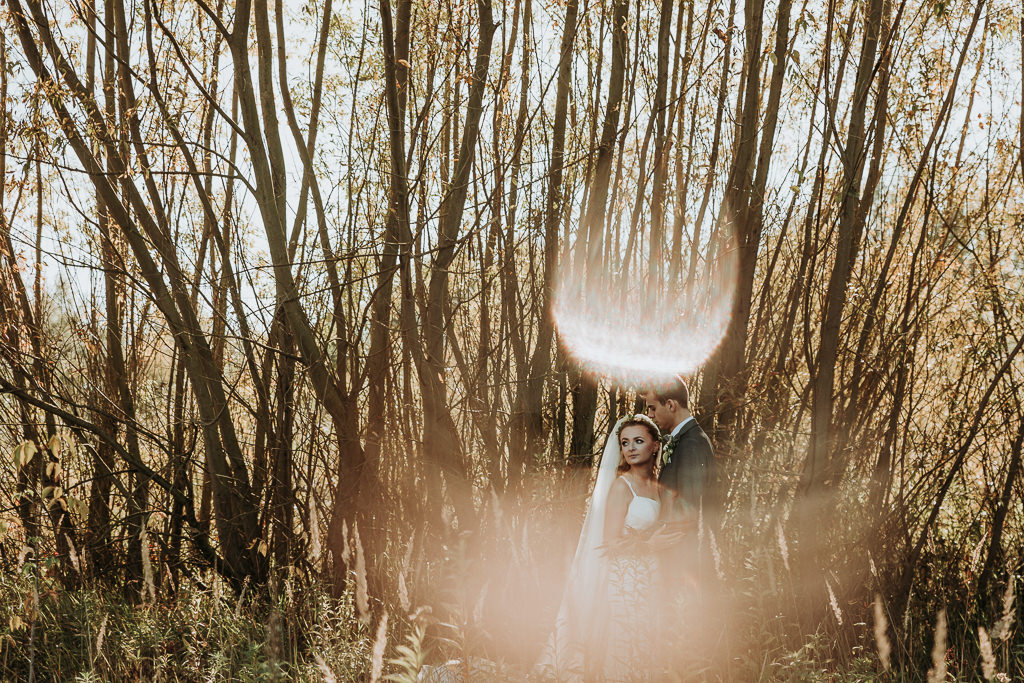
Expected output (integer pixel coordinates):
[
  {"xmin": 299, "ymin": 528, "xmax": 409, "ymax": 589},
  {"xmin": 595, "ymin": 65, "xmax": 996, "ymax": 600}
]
[{"xmin": 643, "ymin": 392, "xmax": 673, "ymax": 432}]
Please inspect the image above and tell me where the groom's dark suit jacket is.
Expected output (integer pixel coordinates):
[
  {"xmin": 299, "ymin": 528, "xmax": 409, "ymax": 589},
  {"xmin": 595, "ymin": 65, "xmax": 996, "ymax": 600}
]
[
  {"xmin": 659, "ymin": 417, "xmax": 720, "ymax": 585},
  {"xmin": 660, "ymin": 417, "xmax": 718, "ymax": 523}
]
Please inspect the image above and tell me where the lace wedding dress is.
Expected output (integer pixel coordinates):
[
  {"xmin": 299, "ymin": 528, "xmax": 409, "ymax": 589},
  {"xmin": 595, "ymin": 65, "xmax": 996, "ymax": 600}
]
[
  {"xmin": 596, "ymin": 477, "xmax": 661, "ymax": 681},
  {"xmin": 538, "ymin": 418, "xmax": 663, "ymax": 682}
]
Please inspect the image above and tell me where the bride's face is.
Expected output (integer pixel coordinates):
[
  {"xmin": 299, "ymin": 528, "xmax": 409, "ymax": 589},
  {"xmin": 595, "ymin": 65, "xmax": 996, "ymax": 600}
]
[{"xmin": 619, "ymin": 425, "xmax": 659, "ymax": 468}]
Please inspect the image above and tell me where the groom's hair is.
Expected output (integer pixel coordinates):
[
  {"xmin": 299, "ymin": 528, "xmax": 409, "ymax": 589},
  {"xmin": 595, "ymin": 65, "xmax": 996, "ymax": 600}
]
[{"xmin": 650, "ymin": 377, "xmax": 689, "ymax": 410}]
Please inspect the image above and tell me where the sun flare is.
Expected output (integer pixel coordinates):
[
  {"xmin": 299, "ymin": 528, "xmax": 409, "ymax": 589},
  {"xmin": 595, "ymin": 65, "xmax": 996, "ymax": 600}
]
[{"xmin": 551, "ymin": 237, "xmax": 737, "ymax": 385}]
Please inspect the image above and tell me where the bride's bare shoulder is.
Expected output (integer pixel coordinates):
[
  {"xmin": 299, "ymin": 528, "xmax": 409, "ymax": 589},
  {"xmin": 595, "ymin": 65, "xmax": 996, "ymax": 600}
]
[{"xmin": 608, "ymin": 476, "xmax": 631, "ymax": 497}]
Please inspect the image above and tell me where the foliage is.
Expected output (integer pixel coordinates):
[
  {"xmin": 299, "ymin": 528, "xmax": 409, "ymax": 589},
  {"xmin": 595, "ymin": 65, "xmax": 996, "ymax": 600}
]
[{"xmin": 0, "ymin": 569, "xmax": 369, "ymax": 681}]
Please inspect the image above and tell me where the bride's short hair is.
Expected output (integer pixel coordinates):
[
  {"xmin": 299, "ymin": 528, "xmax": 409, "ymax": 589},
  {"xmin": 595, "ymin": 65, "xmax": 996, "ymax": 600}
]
[{"xmin": 615, "ymin": 415, "xmax": 661, "ymax": 473}]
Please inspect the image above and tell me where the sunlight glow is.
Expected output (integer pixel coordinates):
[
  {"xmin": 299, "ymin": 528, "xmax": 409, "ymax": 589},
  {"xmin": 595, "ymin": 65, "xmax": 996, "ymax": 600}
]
[{"xmin": 552, "ymin": 232, "xmax": 737, "ymax": 385}]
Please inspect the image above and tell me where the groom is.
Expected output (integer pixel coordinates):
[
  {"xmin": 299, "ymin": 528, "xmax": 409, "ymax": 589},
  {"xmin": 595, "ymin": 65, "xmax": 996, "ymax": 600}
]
[
  {"xmin": 643, "ymin": 378, "xmax": 718, "ymax": 527},
  {"xmin": 644, "ymin": 380, "xmax": 723, "ymax": 667}
]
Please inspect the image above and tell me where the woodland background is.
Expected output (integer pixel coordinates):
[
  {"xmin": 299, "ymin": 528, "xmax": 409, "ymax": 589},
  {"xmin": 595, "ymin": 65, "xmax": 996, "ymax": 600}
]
[{"xmin": 0, "ymin": 0, "xmax": 1022, "ymax": 679}]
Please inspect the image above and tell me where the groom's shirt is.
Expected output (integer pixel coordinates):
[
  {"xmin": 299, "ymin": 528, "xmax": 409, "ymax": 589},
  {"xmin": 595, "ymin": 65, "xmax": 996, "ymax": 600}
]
[{"xmin": 670, "ymin": 416, "xmax": 694, "ymax": 439}]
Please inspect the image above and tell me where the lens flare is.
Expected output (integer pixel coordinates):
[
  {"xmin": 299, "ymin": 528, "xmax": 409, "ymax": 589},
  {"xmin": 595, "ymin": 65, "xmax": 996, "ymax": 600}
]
[{"xmin": 552, "ymin": 231, "xmax": 737, "ymax": 385}]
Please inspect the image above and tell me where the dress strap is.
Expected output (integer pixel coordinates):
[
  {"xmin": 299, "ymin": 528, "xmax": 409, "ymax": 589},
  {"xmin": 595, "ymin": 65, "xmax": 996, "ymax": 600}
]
[{"xmin": 621, "ymin": 476, "xmax": 637, "ymax": 497}]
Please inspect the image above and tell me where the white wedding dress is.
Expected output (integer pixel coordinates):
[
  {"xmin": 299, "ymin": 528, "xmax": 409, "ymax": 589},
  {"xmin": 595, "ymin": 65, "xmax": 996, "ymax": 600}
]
[
  {"xmin": 538, "ymin": 418, "xmax": 662, "ymax": 682},
  {"xmin": 598, "ymin": 477, "xmax": 660, "ymax": 681},
  {"xmin": 620, "ymin": 477, "xmax": 660, "ymax": 531}
]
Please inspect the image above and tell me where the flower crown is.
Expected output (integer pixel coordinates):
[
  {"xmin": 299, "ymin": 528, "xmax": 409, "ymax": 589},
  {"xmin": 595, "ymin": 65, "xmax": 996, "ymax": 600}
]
[{"xmin": 615, "ymin": 413, "xmax": 661, "ymax": 441}]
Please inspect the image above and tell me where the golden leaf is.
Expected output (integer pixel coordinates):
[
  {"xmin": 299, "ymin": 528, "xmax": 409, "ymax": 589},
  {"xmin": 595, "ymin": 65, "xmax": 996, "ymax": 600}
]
[{"xmin": 13, "ymin": 441, "xmax": 36, "ymax": 469}]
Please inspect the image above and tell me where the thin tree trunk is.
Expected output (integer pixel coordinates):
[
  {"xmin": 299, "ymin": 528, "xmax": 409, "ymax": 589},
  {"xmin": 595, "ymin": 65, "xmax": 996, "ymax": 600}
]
[
  {"xmin": 511, "ymin": 0, "xmax": 574, "ymax": 483},
  {"xmin": 10, "ymin": 0, "xmax": 264, "ymax": 585},
  {"xmin": 647, "ymin": 0, "xmax": 674, "ymax": 284},
  {"xmin": 410, "ymin": 0, "xmax": 495, "ymax": 529},
  {"xmin": 977, "ymin": 404, "xmax": 1024, "ymax": 602},
  {"xmin": 798, "ymin": 0, "xmax": 888, "ymax": 498},
  {"xmin": 696, "ymin": 0, "xmax": 764, "ymax": 441},
  {"xmin": 569, "ymin": 0, "xmax": 629, "ymax": 464}
]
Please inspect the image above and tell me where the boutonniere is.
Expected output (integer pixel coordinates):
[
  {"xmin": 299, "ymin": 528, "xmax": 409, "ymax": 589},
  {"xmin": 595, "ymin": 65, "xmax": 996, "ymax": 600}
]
[{"xmin": 660, "ymin": 434, "xmax": 680, "ymax": 467}]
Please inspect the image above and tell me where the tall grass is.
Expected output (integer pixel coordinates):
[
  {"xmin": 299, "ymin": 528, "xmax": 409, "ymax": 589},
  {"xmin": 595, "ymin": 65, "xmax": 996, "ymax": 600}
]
[
  {"xmin": 0, "ymin": 562, "xmax": 370, "ymax": 681},
  {"xmin": 0, "ymin": 444, "xmax": 1019, "ymax": 680},
  {"xmin": 0, "ymin": 528, "xmax": 1019, "ymax": 680}
]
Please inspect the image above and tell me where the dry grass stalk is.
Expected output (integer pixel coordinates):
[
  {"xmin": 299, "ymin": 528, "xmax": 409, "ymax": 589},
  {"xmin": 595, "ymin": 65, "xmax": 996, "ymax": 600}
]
[
  {"xmin": 369, "ymin": 611, "xmax": 388, "ymax": 683},
  {"xmin": 398, "ymin": 536, "xmax": 414, "ymax": 613},
  {"xmin": 874, "ymin": 593, "xmax": 890, "ymax": 670},
  {"xmin": 92, "ymin": 614, "xmax": 108, "ymax": 667},
  {"xmin": 776, "ymin": 521, "xmax": 790, "ymax": 572},
  {"xmin": 902, "ymin": 588, "xmax": 913, "ymax": 632},
  {"xmin": 991, "ymin": 574, "xmax": 1016, "ymax": 642},
  {"xmin": 16, "ymin": 544, "xmax": 30, "ymax": 568},
  {"xmin": 64, "ymin": 533, "xmax": 80, "ymax": 574},
  {"xmin": 341, "ymin": 519, "xmax": 351, "ymax": 565},
  {"xmin": 698, "ymin": 506, "xmax": 705, "ymax": 552},
  {"xmin": 826, "ymin": 579, "xmax": 843, "ymax": 626},
  {"xmin": 398, "ymin": 571, "xmax": 411, "ymax": 614},
  {"xmin": 235, "ymin": 577, "xmax": 250, "ymax": 617},
  {"xmin": 354, "ymin": 522, "xmax": 370, "ymax": 626},
  {"xmin": 285, "ymin": 569, "xmax": 294, "ymax": 604},
  {"xmin": 709, "ymin": 528, "xmax": 724, "ymax": 579},
  {"xmin": 926, "ymin": 609, "xmax": 947, "ymax": 683},
  {"xmin": 402, "ymin": 536, "xmax": 415, "ymax": 571},
  {"xmin": 309, "ymin": 498, "xmax": 322, "ymax": 561},
  {"xmin": 140, "ymin": 523, "xmax": 156, "ymax": 604},
  {"xmin": 314, "ymin": 653, "xmax": 337, "ymax": 683},
  {"xmin": 978, "ymin": 626, "xmax": 996, "ymax": 680}
]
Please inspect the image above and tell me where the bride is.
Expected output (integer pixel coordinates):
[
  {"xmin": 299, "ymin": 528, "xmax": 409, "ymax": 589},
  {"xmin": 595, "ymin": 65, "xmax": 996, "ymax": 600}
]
[{"xmin": 539, "ymin": 414, "xmax": 676, "ymax": 681}]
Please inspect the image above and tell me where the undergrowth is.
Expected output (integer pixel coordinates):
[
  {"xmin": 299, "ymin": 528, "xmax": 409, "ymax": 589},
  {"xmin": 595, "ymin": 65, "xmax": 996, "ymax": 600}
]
[
  {"xmin": 0, "ymin": 564, "xmax": 1019, "ymax": 680},
  {"xmin": 0, "ymin": 565, "xmax": 369, "ymax": 681},
  {"xmin": 0, "ymin": 522, "xmax": 1018, "ymax": 680}
]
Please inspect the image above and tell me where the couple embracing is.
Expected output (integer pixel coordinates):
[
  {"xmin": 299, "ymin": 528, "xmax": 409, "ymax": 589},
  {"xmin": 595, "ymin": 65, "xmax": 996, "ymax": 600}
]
[{"xmin": 539, "ymin": 378, "xmax": 718, "ymax": 681}]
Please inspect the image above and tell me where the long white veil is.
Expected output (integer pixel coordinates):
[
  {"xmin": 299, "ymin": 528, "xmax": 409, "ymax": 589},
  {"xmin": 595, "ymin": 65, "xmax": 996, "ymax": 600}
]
[{"xmin": 538, "ymin": 416, "xmax": 628, "ymax": 679}]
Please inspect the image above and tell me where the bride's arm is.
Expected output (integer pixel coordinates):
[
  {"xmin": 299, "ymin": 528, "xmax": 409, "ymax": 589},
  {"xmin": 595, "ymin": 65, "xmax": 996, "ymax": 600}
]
[{"xmin": 603, "ymin": 477, "xmax": 630, "ymax": 542}]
